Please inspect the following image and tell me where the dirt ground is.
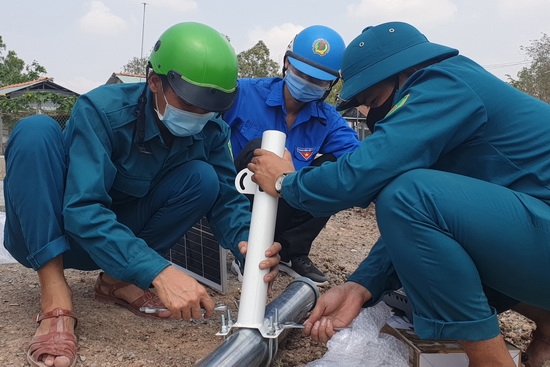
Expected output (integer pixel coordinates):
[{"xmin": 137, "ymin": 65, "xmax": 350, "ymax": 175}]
[{"xmin": 0, "ymin": 204, "xmax": 534, "ymax": 366}]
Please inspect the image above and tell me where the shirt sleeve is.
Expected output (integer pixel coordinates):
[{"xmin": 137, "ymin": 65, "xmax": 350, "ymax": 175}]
[
  {"xmin": 62, "ymin": 95, "xmax": 170, "ymax": 289},
  {"xmin": 204, "ymin": 120, "xmax": 251, "ymax": 264},
  {"xmin": 346, "ymin": 237, "xmax": 402, "ymax": 305},
  {"xmin": 282, "ymin": 69, "xmax": 487, "ymax": 217},
  {"xmin": 318, "ymin": 106, "xmax": 361, "ymax": 158}
]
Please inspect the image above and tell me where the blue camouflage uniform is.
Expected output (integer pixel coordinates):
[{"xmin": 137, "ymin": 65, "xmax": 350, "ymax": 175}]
[
  {"xmin": 279, "ymin": 55, "xmax": 550, "ymax": 341},
  {"xmin": 4, "ymin": 82, "xmax": 250, "ymax": 289}
]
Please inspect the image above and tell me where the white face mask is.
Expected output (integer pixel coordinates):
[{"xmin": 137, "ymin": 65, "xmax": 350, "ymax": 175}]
[{"xmin": 155, "ymin": 91, "xmax": 214, "ymax": 137}]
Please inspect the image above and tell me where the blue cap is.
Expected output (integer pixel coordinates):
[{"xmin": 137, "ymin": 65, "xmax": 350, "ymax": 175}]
[{"xmin": 337, "ymin": 22, "xmax": 458, "ymax": 110}]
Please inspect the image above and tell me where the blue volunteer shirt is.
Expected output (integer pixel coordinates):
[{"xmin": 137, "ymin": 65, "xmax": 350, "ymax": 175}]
[
  {"xmin": 224, "ymin": 78, "xmax": 360, "ymax": 170},
  {"xmin": 62, "ymin": 82, "xmax": 250, "ymax": 289}
]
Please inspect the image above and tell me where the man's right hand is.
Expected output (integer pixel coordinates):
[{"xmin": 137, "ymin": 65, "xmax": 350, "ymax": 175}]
[
  {"xmin": 151, "ymin": 265, "xmax": 215, "ymax": 320},
  {"xmin": 303, "ymin": 282, "xmax": 372, "ymax": 343}
]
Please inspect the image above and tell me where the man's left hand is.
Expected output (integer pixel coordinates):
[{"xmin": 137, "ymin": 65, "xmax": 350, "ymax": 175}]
[{"xmin": 238, "ymin": 241, "xmax": 282, "ymax": 295}]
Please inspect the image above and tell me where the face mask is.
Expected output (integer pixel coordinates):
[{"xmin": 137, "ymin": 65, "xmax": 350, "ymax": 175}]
[
  {"xmin": 155, "ymin": 92, "xmax": 215, "ymax": 137},
  {"xmin": 284, "ymin": 68, "xmax": 328, "ymax": 103},
  {"xmin": 365, "ymin": 76, "xmax": 400, "ymax": 132}
]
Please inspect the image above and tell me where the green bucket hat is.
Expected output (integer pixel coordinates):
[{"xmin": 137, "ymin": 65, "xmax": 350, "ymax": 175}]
[{"xmin": 337, "ymin": 22, "xmax": 458, "ymax": 111}]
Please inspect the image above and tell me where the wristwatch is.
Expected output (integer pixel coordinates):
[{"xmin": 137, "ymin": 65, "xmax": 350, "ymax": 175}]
[{"xmin": 275, "ymin": 173, "xmax": 289, "ymax": 196}]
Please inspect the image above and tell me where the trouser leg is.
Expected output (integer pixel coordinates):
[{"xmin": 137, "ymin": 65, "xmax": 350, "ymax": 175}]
[
  {"xmin": 273, "ymin": 200, "xmax": 330, "ymax": 260},
  {"xmin": 3, "ymin": 115, "xmax": 76, "ymax": 270},
  {"xmin": 375, "ymin": 169, "xmax": 550, "ymax": 341},
  {"xmin": 484, "ymin": 285, "xmax": 520, "ymax": 313},
  {"xmin": 111, "ymin": 160, "xmax": 219, "ymax": 253},
  {"xmin": 234, "ymin": 138, "xmax": 332, "ymax": 260},
  {"xmin": 276, "ymin": 153, "xmax": 335, "ymax": 260}
]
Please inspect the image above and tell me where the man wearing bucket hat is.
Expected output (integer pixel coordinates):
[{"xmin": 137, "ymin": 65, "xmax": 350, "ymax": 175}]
[
  {"xmin": 4, "ymin": 22, "xmax": 281, "ymax": 367},
  {"xmin": 248, "ymin": 21, "xmax": 550, "ymax": 367},
  {"xmin": 224, "ymin": 25, "xmax": 360, "ymax": 286}
]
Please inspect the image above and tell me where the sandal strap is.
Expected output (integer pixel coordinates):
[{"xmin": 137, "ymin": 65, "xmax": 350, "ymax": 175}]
[
  {"xmin": 29, "ymin": 332, "xmax": 77, "ymax": 356},
  {"xmin": 29, "ymin": 308, "xmax": 78, "ymax": 367},
  {"xmin": 36, "ymin": 308, "xmax": 78, "ymax": 328},
  {"xmin": 129, "ymin": 289, "xmax": 165, "ymax": 309},
  {"xmin": 95, "ymin": 271, "xmax": 135, "ymax": 296}
]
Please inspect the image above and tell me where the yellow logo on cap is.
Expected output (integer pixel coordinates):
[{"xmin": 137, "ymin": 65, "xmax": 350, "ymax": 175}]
[{"xmin": 312, "ymin": 39, "xmax": 329, "ymax": 56}]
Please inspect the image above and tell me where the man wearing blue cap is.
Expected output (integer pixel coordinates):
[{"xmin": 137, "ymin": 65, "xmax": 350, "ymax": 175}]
[
  {"xmin": 248, "ymin": 21, "xmax": 550, "ymax": 367},
  {"xmin": 224, "ymin": 25, "xmax": 360, "ymax": 285}
]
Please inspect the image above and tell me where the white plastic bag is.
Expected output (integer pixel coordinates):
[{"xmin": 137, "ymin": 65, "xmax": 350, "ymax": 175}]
[{"xmin": 307, "ymin": 302, "xmax": 409, "ymax": 367}]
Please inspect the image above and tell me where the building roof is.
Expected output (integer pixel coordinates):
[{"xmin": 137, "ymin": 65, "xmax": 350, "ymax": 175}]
[
  {"xmin": 105, "ymin": 72, "xmax": 146, "ymax": 85},
  {"xmin": 0, "ymin": 77, "xmax": 80, "ymax": 97}
]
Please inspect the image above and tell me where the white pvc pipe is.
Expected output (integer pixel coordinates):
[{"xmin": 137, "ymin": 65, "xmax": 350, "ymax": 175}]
[{"xmin": 235, "ymin": 130, "xmax": 286, "ymax": 328}]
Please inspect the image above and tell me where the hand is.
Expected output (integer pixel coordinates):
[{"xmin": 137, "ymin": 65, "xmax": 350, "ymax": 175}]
[
  {"xmin": 152, "ymin": 266, "xmax": 215, "ymax": 320},
  {"xmin": 239, "ymin": 240, "xmax": 282, "ymax": 296},
  {"xmin": 304, "ymin": 282, "xmax": 372, "ymax": 343},
  {"xmin": 248, "ymin": 148, "xmax": 295, "ymax": 197}
]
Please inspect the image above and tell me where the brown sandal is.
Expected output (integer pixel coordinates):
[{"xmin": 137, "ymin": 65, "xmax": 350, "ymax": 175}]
[
  {"xmin": 522, "ymin": 329, "xmax": 550, "ymax": 367},
  {"xmin": 27, "ymin": 308, "xmax": 78, "ymax": 367},
  {"xmin": 93, "ymin": 272, "xmax": 171, "ymax": 319}
]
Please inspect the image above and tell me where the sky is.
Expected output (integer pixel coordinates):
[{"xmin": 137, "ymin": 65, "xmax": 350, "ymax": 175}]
[{"xmin": 1, "ymin": 0, "xmax": 549, "ymax": 95}]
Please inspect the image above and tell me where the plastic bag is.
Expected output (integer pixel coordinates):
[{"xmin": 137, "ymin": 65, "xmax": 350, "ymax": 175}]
[{"xmin": 306, "ymin": 302, "xmax": 409, "ymax": 367}]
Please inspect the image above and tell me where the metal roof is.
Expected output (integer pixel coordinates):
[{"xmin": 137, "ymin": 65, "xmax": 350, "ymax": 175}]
[
  {"xmin": 105, "ymin": 72, "xmax": 146, "ymax": 85},
  {"xmin": 0, "ymin": 77, "xmax": 80, "ymax": 97}
]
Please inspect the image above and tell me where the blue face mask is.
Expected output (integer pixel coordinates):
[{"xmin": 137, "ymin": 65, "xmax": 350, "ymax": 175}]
[
  {"xmin": 284, "ymin": 68, "xmax": 328, "ymax": 103},
  {"xmin": 155, "ymin": 92, "xmax": 214, "ymax": 137}
]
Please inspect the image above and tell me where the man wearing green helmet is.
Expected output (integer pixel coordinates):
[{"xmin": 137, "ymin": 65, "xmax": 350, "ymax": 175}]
[
  {"xmin": 3, "ymin": 22, "xmax": 280, "ymax": 367},
  {"xmin": 248, "ymin": 21, "xmax": 550, "ymax": 367},
  {"xmin": 224, "ymin": 25, "xmax": 360, "ymax": 286}
]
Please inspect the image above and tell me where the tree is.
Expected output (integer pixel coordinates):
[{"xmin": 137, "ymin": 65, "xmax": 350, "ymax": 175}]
[
  {"xmin": 507, "ymin": 33, "xmax": 550, "ymax": 103},
  {"xmin": 122, "ymin": 56, "xmax": 148, "ymax": 75},
  {"xmin": 237, "ymin": 41, "xmax": 280, "ymax": 78},
  {"xmin": 0, "ymin": 36, "xmax": 47, "ymax": 87}
]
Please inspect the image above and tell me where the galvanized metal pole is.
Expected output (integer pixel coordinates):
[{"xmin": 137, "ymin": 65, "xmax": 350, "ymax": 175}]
[{"xmin": 196, "ymin": 277, "xmax": 319, "ymax": 367}]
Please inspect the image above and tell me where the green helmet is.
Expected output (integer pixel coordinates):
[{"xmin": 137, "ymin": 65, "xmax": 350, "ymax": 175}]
[{"xmin": 149, "ymin": 22, "xmax": 238, "ymax": 112}]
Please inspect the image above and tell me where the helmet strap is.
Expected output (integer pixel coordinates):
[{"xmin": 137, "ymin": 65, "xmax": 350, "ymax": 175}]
[
  {"xmin": 134, "ymin": 63, "xmax": 153, "ymax": 154},
  {"xmin": 319, "ymin": 78, "xmax": 339, "ymax": 102}
]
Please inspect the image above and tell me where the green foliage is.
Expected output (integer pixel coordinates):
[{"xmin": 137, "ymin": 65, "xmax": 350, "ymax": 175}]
[
  {"xmin": 122, "ymin": 56, "xmax": 148, "ymax": 75},
  {"xmin": 237, "ymin": 41, "xmax": 280, "ymax": 78},
  {"xmin": 0, "ymin": 36, "xmax": 75, "ymax": 131},
  {"xmin": 0, "ymin": 92, "xmax": 78, "ymax": 132},
  {"xmin": 0, "ymin": 92, "xmax": 77, "ymax": 114},
  {"xmin": 0, "ymin": 35, "xmax": 47, "ymax": 87},
  {"xmin": 507, "ymin": 33, "xmax": 550, "ymax": 103}
]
